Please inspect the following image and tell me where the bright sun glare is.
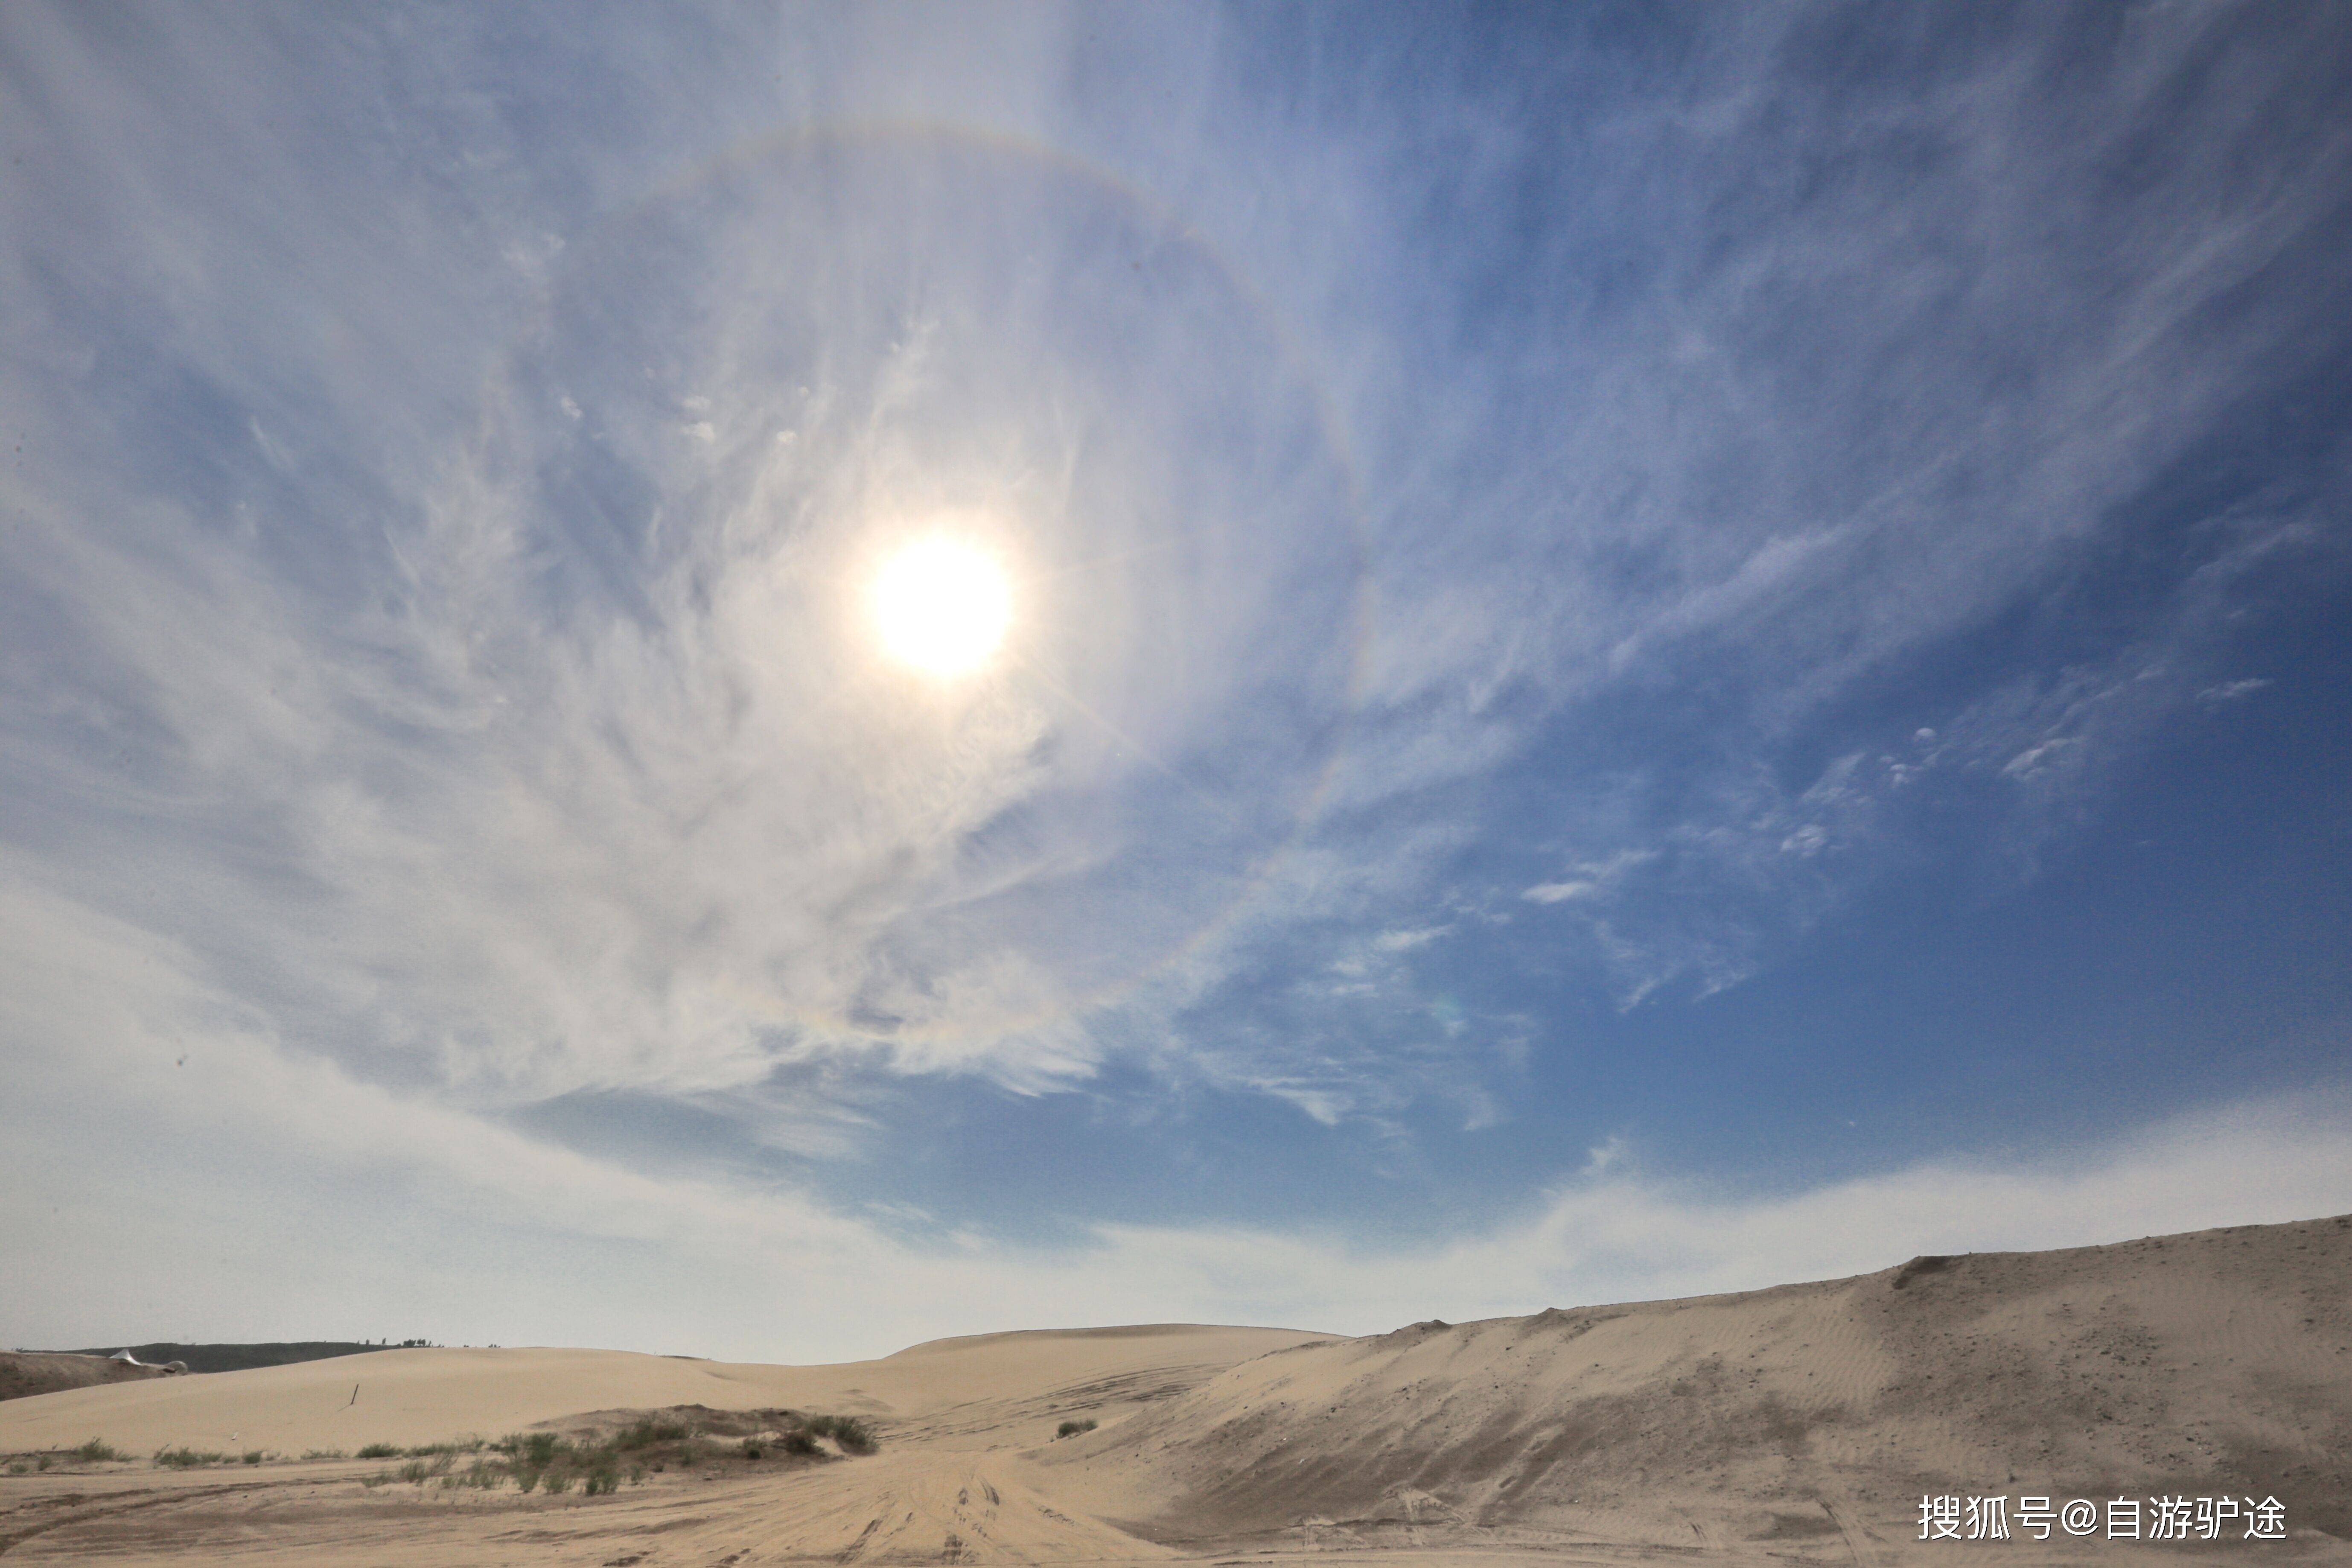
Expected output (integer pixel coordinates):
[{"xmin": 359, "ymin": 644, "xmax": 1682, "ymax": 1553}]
[{"xmin": 869, "ymin": 536, "xmax": 1014, "ymax": 679}]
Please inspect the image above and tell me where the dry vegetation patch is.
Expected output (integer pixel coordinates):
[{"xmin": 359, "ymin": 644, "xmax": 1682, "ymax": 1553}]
[{"xmin": 335, "ymin": 1405, "xmax": 877, "ymax": 1496}]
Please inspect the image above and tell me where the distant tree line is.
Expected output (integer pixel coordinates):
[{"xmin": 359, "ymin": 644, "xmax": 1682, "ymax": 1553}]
[{"xmin": 56, "ymin": 1342, "xmax": 412, "ymax": 1374}]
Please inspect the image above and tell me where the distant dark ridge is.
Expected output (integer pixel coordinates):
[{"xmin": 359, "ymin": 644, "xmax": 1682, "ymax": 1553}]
[{"xmin": 54, "ymin": 1342, "xmax": 402, "ymax": 1375}]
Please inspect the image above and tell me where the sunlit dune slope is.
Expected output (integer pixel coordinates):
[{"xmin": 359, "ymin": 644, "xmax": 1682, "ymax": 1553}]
[
  {"xmin": 0, "ymin": 1324, "xmax": 1323, "ymax": 1456},
  {"xmin": 1041, "ymin": 1215, "xmax": 2352, "ymax": 1546},
  {"xmin": 4, "ymin": 1230, "xmax": 2350, "ymax": 1564}
]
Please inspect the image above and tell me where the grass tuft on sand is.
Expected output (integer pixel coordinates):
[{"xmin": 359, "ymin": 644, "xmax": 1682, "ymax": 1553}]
[
  {"xmin": 154, "ymin": 1446, "xmax": 229, "ymax": 1469},
  {"xmin": 335, "ymin": 1407, "xmax": 876, "ymax": 1495}
]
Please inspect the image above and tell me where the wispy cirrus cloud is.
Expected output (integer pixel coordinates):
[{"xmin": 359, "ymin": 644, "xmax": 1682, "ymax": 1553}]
[
  {"xmin": 2, "ymin": 3, "xmax": 2349, "ymax": 1355},
  {"xmin": 9, "ymin": 3, "xmax": 2347, "ymax": 1114}
]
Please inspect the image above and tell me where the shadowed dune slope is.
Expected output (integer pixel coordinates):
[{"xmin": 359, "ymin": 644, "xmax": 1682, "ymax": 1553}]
[
  {"xmin": 58, "ymin": 1342, "xmax": 392, "ymax": 1375},
  {"xmin": 0, "ymin": 1354, "xmax": 171, "ymax": 1405},
  {"xmin": 3, "ymin": 1232, "xmax": 2350, "ymax": 1563},
  {"xmin": 1040, "ymin": 1214, "xmax": 2352, "ymax": 1545}
]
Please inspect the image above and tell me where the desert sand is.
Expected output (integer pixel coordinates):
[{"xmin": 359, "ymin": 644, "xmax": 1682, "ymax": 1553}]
[
  {"xmin": 2, "ymin": 1215, "xmax": 2346, "ymax": 1564},
  {"xmin": 0, "ymin": 1324, "xmax": 1322, "ymax": 1458}
]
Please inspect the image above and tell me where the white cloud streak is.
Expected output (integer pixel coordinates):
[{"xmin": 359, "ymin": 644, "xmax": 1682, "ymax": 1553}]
[
  {"xmin": 1, "ymin": 4, "xmax": 2348, "ymax": 1349},
  {"xmin": 6, "ymin": 3, "xmax": 2343, "ymax": 1104},
  {"xmin": 6, "ymin": 873, "xmax": 2346, "ymax": 1357}
]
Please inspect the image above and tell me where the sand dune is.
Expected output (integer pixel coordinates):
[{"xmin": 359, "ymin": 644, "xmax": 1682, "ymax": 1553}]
[
  {"xmin": 0, "ymin": 1324, "xmax": 1320, "ymax": 1457},
  {"xmin": 2, "ymin": 1218, "xmax": 2347, "ymax": 1564},
  {"xmin": 1041, "ymin": 1213, "xmax": 2352, "ymax": 1556}
]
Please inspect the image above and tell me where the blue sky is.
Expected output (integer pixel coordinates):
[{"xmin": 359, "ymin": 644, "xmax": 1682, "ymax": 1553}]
[{"xmin": 4, "ymin": 3, "xmax": 2350, "ymax": 1361}]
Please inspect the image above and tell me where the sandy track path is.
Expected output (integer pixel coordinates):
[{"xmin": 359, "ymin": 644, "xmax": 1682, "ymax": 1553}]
[{"xmin": 0, "ymin": 1452, "xmax": 1178, "ymax": 1566}]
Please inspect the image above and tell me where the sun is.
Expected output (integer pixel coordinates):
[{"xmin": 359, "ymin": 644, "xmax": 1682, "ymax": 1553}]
[{"xmin": 869, "ymin": 536, "xmax": 1014, "ymax": 678}]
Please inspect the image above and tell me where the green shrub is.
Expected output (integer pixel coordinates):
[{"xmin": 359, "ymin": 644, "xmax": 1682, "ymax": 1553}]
[
  {"xmin": 73, "ymin": 1438, "xmax": 123, "ymax": 1463},
  {"xmin": 154, "ymin": 1447, "xmax": 227, "ymax": 1469},
  {"xmin": 514, "ymin": 1468, "xmax": 539, "ymax": 1494},
  {"xmin": 355, "ymin": 1442, "xmax": 401, "ymax": 1459},
  {"xmin": 496, "ymin": 1431, "xmax": 562, "ymax": 1468},
  {"xmin": 804, "ymin": 1414, "xmax": 875, "ymax": 1454},
  {"xmin": 242, "ymin": 1450, "xmax": 265, "ymax": 1465},
  {"xmin": 300, "ymin": 1448, "xmax": 347, "ymax": 1460},
  {"xmin": 440, "ymin": 1459, "xmax": 503, "ymax": 1490},
  {"xmin": 616, "ymin": 1418, "xmax": 688, "ymax": 1450},
  {"xmin": 541, "ymin": 1469, "xmax": 573, "ymax": 1495},
  {"xmin": 1055, "ymin": 1419, "xmax": 1097, "ymax": 1439}
]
